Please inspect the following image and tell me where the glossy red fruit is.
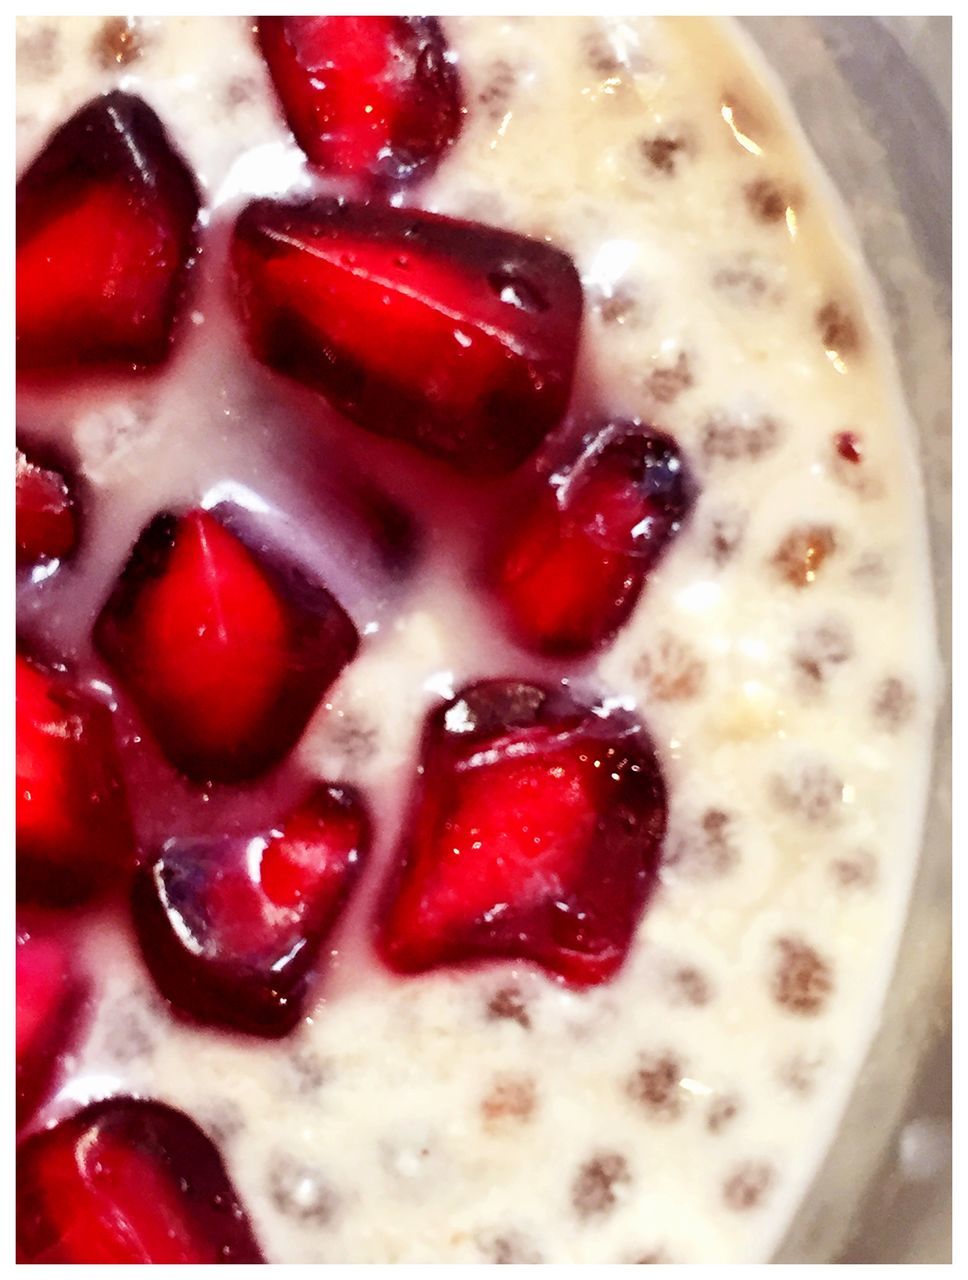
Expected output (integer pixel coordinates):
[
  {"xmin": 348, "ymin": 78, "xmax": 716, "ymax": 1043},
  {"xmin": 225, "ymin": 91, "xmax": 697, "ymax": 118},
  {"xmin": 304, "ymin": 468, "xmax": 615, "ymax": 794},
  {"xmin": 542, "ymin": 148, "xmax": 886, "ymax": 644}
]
[
  {"xmin": 16, "ymin": 1097, "xmax": 264, "ymax": 1263},
  {"xmin": 132, "ymin": 785, "xmax": 369, "ymax": 1037},
  {"xmin": 16, "ymin": 445, "xmax": 77, "ymax": 568},
  {"xmin": 17, "ymin": 653, "xmax": 134, "ymax": 905},
  {"xmin": 17, "ymin": 91, "xmax": 200, "ymax": 373},
  {"xmin": 378, "ymin": 680, "xmax": 667, "ymax": 985},
  {"xmin": 16, "ymin": 925, "xmax": 85, "ymax": 1127},
  {"xmin": 232, "ymin": 198, "xmax": 583, "ymax": 474},
  {"xmin": 489, "ymin": 423, "xmax": 696, "ymax": 656},
  {"xmin": 257, "ymin": 16, "xmax": 463, "ymax": 186},
  {"xmin": 94, "ymin": 506, "xmax": 359, "ymax": 783}
]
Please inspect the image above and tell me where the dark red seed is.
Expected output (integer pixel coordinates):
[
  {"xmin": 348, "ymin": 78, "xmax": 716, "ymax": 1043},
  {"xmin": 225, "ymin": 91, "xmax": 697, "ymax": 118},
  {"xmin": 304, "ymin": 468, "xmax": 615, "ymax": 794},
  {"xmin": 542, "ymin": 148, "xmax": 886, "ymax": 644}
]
[
  {"xmin": 17, "ymin": 91, "xmax": 200, "ymax": 373},
  {"xmin": 835, "ymin": 430, "xmax": 863, "ymax": 464},
  {"xmin": 257, "ymin": 16, "xmax": 463, "ymax": 186},
  {"xmin": 231, "ymin": 197, "xmax": 583, "ymax": 475},
  {"xmin": 488, "ymin": 423, "xmax": 696, "ymax": 657},
  {"xmin": 132, "ymin": 785, "xmax": 369, "ymax": 1036},
  {"xmin": 378, "ymin": 680, "xmax": 667, "ymax": 986},
  {"xmin": 16, "ymin": 652, "xmax": 134, "ymax": 906},
  {"xmin": 16, "ymin": 445, "xmax": 77, "ymax": 567},
  {"xmin": 16, "ymin": 923, "xmax": 86, "ymax": 1127},
  {"xmin": 16, "ymin": 1097, "xmax": 264, "ymax": 1263},
  {"xmin": 94, "ymin": 506, "xmax": 359, "ymax": 783}
]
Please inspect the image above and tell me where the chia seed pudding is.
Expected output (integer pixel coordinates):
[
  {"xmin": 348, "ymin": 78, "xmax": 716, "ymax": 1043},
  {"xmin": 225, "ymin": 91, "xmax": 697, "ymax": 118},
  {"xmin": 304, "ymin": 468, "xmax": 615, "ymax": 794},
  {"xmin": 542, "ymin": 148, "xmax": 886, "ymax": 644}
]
[{"xmin": 16, "ymin": 15, "xmax": 938, "ymax": 1264}]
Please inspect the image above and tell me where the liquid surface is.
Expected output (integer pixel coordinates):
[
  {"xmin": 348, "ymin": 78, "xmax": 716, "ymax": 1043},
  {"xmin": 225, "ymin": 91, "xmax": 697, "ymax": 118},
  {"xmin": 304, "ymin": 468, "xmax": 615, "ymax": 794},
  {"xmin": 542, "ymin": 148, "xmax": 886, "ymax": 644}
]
[{"xmin": 16, "ymin": 15, "xmax": 937, "ymax": 1263}]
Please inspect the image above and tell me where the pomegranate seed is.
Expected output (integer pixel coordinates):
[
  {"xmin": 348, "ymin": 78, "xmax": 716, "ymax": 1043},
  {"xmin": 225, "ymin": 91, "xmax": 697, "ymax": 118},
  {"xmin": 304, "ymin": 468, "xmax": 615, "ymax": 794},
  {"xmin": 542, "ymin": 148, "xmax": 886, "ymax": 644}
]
[
  {"xmin": 17, "ymin": 92, "xmax": 200, "ymax": 373},
  {"xmin": 132, "ymin": 785, "xmax": 369, "ymax": 1036},
  {"xmin": 231, "ymin": 197, "xmax": 583, "ymax": 474},
  {"xmin": 94, "ymin": 506, "xmax": 359, "ymax": 783},
  {"xmin": 16, "ymin": 444, "xmax": 77, "ymax": 568},
  {"xmin": 17, "ymin": 1098, "xmax": 264, "ymax": 1262},
  {"xmin": 16, "ymin": 923, "xmax": 86, "ymax": 1127},
  {"xmin": 379, "ymin": 679, "xmax": 667, "ymax": 985},
  {"xmin": 488, "ymin": 423, "xmax": 696, "ymax": 656},
  {"xmin": 257, "ymin": 16, "xmax": 463, "ymax": 186},
  {"xmin": 17, "ymin": 652, "xmax": 134, "ymax": 905}
]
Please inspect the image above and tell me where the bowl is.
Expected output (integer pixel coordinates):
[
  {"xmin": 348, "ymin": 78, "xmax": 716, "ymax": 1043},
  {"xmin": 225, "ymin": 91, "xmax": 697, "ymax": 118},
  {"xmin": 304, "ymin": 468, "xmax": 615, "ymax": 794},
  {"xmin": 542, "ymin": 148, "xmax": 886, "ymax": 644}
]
[{"xmin": 736, "ymin": 16, "xmax": 951, "ymax": 1264}]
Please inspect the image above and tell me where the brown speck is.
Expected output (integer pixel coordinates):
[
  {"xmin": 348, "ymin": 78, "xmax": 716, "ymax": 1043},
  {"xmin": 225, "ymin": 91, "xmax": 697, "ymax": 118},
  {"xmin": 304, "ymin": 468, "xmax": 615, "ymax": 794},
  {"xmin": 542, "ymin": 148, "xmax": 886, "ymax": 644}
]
[
  {"xmin": 268, "ymin": 1153, "xmax": 339, "ymax": 1224},
  {"xmin": 744, "ymin": 177, "xmax": 795, "ymax": 224},
  {"xmin": 817, "ymin": 300, "xmax": 861, "ymax": 357},
  {"xmin": 850, "ymin": 550, "xmax": 893, "ymax": 595},
  {"xmin": 666, "ymin": 808, "xmax": 739, "ymax": 879},
  {"xmin": 772, "ymin": 760, "xmax": 844, "ymax": 825},
  {"xmin": 704, "ymin": 508, "xmax": 747, "ymax": 565},
  {"xmin": 286, "ymin": 1046, "xmax": 330, "ymax": 1094},
  {"xmin": 669, "ymin": 964, "xmax": 712, "ymax": 1007},
  {"xmin": 107, "ymin": 1017, "xmax": 154, "ymax": 1063},
  {"xmin": 93, "ymin": 17, "xmax": 144, "ymax": 68},
  {"xmin": 326, "ymin": 711, "xmax": 378, "ymax": 762},
  {"xmin": 224, "ymin": 75, "xmax": 260, "ymax": 109},
  {"xmin": 629, "ymin": 1248, "xmax": 672, "ymax": 1263},
  {"xmin": 635, "ymin": 632, "xmax": 706, "ymax": 702},
  {"xmin": 792, "ymin": 617, "xmax": 854, "ymax": 686},
  {"xmin": 478, "ymin": 60, "xmax": 518, "ymax": 118},
  {"xmin": 712, "ymin": 252, "xmax": 783, "ymax": 306},
  {"xmin": 572, "ymin": 1152, "xmax": 632, "ymax": 1219},
  {"xmin": 487, "ymin": 985, "xmax": 531, "ymax": 1029},
  {"xmin": 626, "ymin": 1052, "xmax": 683, "ymax": 1118},
  {"xmin": 583, "ymin": 28, "xmax": 623, "ymax": 75},
  {"xmin": 872, "ymin": 676, "xmax": 915, "ymax": 729},
  {"xmin": 644, "ymin": 351, "xmax": 694, "ymax": 403},
  {"xmin": 16, "ymin": 24, "xmax": 60, "ymax": 77},
  {"xmin": 481, "ymin": 1074, "xmax": 537, "ymax": 1126},
  {"xmin": 831, "ymin": 849, "xmax": 878, "ymax": 889},
  {"xmin": 595, "ymin": 284, "xmax": 641, "ymax": 327},
  {"xmin": 707, "ymin": 1094, "xmax": 740, "ymax": 1134},
  {"xmin": 480, "ymin": 1233, "xmax": 544, "ymax": 1264},
  {"xmin": 723, "ymin": 1160, "xmax": 775, "ymax": 1210},
  {"xmin": 102, "ymin": 993, "xmax": 156, "ymax": 1064},
  {"xmin": 703, "ymin": 808, "xmax": 731, "ymax": 841},
  {"xmin": 777, "ymin": 1051, "xmax": 824, "ymax": 1095},
  {"xmin": 772, "ymin": 937, "xmax": 833, "ymax": 1015},
  {"xmin": 640, "ymin": 133, "xmax": 689, "ymax": 176},
  {"xmin": 772, "ymin": 524, "xmax": 838, "ymax": 587},
  {"xmin": 702, "ymin": 413, "xmax": 781, "ymax": 462}
]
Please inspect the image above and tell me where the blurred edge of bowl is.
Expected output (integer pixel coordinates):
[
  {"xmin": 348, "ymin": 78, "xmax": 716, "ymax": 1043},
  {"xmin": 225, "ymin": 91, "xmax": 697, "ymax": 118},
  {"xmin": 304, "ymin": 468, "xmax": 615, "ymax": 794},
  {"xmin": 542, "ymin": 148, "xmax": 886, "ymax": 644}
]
[{"xmin": 738, "ymin": 15, "xmax": 952, "ymax": 1265}]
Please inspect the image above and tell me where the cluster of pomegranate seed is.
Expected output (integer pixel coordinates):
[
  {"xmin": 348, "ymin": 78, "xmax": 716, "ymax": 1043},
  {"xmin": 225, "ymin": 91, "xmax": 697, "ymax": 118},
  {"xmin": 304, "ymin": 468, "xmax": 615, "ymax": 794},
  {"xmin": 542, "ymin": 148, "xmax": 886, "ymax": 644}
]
[{"xmin": 16, "ymin": 17, "xmax": 695, "ymax": 1262}]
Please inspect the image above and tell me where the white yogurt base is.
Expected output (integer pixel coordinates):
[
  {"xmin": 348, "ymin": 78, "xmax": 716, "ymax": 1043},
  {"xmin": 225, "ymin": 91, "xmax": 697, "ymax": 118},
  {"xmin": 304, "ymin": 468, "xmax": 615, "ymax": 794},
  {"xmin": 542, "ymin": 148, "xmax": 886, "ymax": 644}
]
[{"xmin": 16, "ymin": 15, "xmax": 939, "ymax": 1263}]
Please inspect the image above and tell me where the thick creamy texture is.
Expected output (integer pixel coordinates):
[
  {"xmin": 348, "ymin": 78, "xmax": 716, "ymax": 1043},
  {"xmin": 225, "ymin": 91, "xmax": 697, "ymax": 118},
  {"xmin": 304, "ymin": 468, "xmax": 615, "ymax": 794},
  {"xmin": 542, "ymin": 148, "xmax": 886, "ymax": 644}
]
[{"xmin": 16, "ymin": 15, "xmax": 938, "ymax": 1263}]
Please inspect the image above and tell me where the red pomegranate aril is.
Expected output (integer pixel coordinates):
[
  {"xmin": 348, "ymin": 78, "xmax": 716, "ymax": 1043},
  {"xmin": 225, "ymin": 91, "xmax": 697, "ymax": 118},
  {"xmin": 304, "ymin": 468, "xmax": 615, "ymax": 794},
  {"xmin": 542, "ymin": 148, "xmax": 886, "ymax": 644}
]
[
  {"xmin": 132, "ymin": 784, "xmax": 369, "ymax": 1037},
  {"xmin": 16, "ymin": 925, "xmax": 86, "ymax": 1128},
  {"xmin": 489, "ymin": 423, "xmax": 697, "ymax": 656},
  {"xmin": 16, "ymin": 445, "xmax": 77, "ymax": 567},
  {"xmin": 231, "ymin": 198, "xmax": 583, "ymax": 474},
  {"xmin": 94, "ymin": 506, "xmax": 359, "ymax": 783},
  {"xmin": 16, "ymin": 1097, "xmax": 264, "ymax": 1263},
  {"xmin": 17, "ymin": 652, "xmax": 134, "ymax": 905},
  {"xmin": 17, "ymin": 91, "xmax": 200, "ymax": 373},
  {"xmin": 257, "ymin": 16, "xmax": 463, "ymax": 186},
  {"xmin": 378, "ymin": 679, "xmax": 667, "ymax": 985}
]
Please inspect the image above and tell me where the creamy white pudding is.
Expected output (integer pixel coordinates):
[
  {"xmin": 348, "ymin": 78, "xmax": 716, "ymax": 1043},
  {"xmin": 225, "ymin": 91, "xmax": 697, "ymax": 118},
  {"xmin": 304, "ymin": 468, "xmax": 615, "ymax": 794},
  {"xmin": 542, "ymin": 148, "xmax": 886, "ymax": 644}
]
[{"xmin": 16, "ymin": 15, "xmax": 938, "ymax": 1263}]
